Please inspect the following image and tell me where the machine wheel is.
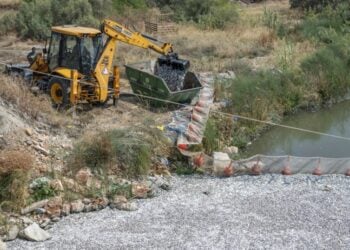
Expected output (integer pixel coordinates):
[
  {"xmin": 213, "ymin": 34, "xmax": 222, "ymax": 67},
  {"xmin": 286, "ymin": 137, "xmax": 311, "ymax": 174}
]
[
  {"xmin": 95, "ymin": 96, "xmax": 111, "ymax": 108},
  {"xmin": 48, "ymin": 77, "xmax": 70, "ymax": 108}
]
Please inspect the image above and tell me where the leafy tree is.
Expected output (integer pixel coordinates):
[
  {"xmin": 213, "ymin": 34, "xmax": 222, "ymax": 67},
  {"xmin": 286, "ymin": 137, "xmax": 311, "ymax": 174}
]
[
  {"xmin": 17, "ymin": 0, "xmax": 53, "ymax": 39},
  {"xmin": 112, "ymin": 0, "xmax": 147, "ymax": 12},
  {"xmin": 15, "ymin": 0, "xmax": 145, "ymax": 39}
]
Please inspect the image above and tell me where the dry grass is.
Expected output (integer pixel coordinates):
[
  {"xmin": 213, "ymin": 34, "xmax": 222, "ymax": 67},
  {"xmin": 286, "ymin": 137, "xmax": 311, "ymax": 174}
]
[
  {"xmin": 0, "ymin": 150, "xmax": 33, "ymax": 212},
  {"xmin": 0, "ymin": 150, "xmax": 33, "ymax": 175},
  {"xmin": 0, "ymin": 0, "xmax": 20, "ymax": 8},
  {"xmin": 115, "ymin": 0, "xmax": 310, "ymax": 73},
  {"xmin": 0, "ymin": 76, "xmax": 51, "ymax": 118},
  {"xmin": 0, "ymin": 75, "xmax": 67, "ymax": 127}
]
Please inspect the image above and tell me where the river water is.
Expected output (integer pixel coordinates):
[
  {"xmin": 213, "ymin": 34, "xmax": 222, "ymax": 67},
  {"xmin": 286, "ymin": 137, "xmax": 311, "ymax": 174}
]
[{"xmin": 245, "ymin": 100, "xmax": 350, "ymax": 158}]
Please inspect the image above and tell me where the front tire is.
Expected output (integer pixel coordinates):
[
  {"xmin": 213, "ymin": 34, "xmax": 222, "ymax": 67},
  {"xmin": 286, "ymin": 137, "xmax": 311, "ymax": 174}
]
[{"xmin": 48, "ymin": 77, "xmax": 70, "ymax": 108}]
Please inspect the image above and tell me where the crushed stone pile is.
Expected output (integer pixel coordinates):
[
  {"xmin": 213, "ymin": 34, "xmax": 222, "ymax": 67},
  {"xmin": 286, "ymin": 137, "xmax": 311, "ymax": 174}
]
[
  {"xmin": 8, "ymin": 175, "xmax": 350, "ymax": 249},
  {"xmin": 155, "ymin": 65, "xmax": 186, "ymax": 92}
]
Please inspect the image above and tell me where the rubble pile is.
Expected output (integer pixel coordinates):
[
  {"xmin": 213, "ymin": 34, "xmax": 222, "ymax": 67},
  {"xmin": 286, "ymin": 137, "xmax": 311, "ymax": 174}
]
[{"xmin": 155, "ymin": 65, "xmax": 186, "ymax": 92}]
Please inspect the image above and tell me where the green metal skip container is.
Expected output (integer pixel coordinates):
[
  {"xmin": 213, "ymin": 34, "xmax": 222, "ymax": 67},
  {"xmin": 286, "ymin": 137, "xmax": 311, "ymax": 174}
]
[{"xmin": 125, "ymin": 61, "xmax": 202, "ymax": 106}]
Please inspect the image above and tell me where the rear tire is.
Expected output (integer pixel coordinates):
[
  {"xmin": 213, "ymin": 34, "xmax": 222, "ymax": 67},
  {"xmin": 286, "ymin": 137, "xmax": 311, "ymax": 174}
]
[{"xmin": 48, "ymin": 77, "xmax": 70, "ymax": 108}]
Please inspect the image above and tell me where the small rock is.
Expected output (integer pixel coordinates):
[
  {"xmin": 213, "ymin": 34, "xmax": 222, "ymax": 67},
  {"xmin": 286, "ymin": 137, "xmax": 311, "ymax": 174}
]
[
  {"xmin": 132, "ymin": 183, "xmax": 151, "ymax": 199},
  {"xmin": 118, "ymin": 202, "xmax": 138, "ymax": 211},
  {"xmin": 159, "ymin": 181, "xmax": 171, "ymax": 191},
  {"xmin": 49, "ymin": 179, "xmax": 64, "ymax": 192},
  {"xmin": 62, "ymin": 177, "xmax": 76, "ymax": 190},
  {"xmin": 7, "ymin": 225, "xmax": 19, "ymax": 241},
  {"xmin": 61, "ymin": 143, "xmax": 73, "ymax": 150},
  {"xmin": 47, "ymin": 196, "xmax": 63, "ymax": 207},
  {"xmin": 33, "ymin": 145, "xmax": 50, "ymax": 156},
  {"xmin": 22, "ymin": 223, "xmax": 51, "ymax": 242},
  {"xmin": 0, "ymin": 239, "xmax": 6, "ymax": 250},
  {"xmin": 223, "ymin": 146, "xmax": 239, "ymax": 155},
  {"xmin": 21, "ymin": 199, "xmax": 49, "ymax": 215},
  {"xmin": 51, "ymin": 217, "xmax": 60, "ymax": 223},
  {"xmin": 322, "ymin": 185, "xmax": 332, "ymax": 192},
  {"xmin": 91, "ymin": 204, "xmax": 99, "ymax": 211},
  {"xmin": 25, "ymin": 140, "xmax": 33, "ymax": 146},
  {"xmin": 75, "ymin": 168, "xmax": 93, "ymax": 185},
  {"xmin": 45, "ymin": 197, "xmax": 62, "ymax": 218},
  {"xmin": 39, "ymin": 218, "xmax": 50, "ymax": 228},
  {"xmin": 34, "ymin": 208, "xmax": 46, "ymax": 215},
  {"xmin": 25, "ymin": 128, "xmax": 33, "ymax": 136},
  {"xmin": 70, "ymin": 200, "xmax": 84, "ymax": 213},
  {"xmin": 61, "ymin": 203, "xmax": 71, "ymax": 216},
  {"xmin": 83, "ymin": 204, "xmax": 93, "ymax": 213},
  {"xmin": 82, "ymin": 198, "xmax": 91, "ymax": 205},
  {"xmin": 20, "ymin": 217, "xmax": 34, "ymax": 226},
  {"xmin": 109, "ymin": 195, "xmax": 127, "ymax": 209},
  {"xmin": 110, "ymin": 195, "xmax": 138, "ymax": 211},
  {"xmin": 92, "ymin": 197, "xmax": 109, "ymax": 209}
]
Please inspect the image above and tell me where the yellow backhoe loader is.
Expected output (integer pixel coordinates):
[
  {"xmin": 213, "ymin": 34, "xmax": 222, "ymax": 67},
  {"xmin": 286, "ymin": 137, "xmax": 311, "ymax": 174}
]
[{"xmin": 6, "ymin": 19, "xmax": 189, "ymax": 107}]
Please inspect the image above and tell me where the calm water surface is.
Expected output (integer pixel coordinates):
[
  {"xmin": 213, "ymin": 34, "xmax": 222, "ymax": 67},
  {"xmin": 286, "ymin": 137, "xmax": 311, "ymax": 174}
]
[{"xmin": 246, "ymin": 100, "xmax": 350, "ymax": 158}]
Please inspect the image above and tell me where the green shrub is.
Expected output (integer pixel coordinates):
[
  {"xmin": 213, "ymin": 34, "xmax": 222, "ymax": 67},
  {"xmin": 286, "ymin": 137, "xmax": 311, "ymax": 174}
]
[
  {"xmin": 301, "ymin": 39, "xmax": 350, "ymax": 102},
  {"xmin": 198, "ymin": 2, "xmax": 239, "ymax": 29},
  {"xmin": 16, "ymin": 0, "xmax": 112, "ymax": 39},
  {"xmin": 112, "ymin": 0, "xmax": 146, "ymax": 12},
  {"xmin": 175, "ymin": 165, "xmax": 195, "ymax": 175},
  {"xmin": 262, "ymin": 8, "xmax": 279, "ymax": 30},
  {"xmin": 227, "ymin": 70, "xmax": 304, "ymax": 121},
  {"xmin": 261, "ymin": 8, "xmax": 288, "ymax": 38},
  {"xmin": 151, "ymin": 0, "xmax": 239, "ymax": 29},
  {"xmin": 108, "ymin": 183, "xmax": 132, "ymax": 198},
  {"xmin": 300, "ymin": 3, "xmax": 350, "ymax": 43},
  {"xmin": 16, "ymin": 0, "xmax": 53, "ymax": 39},
  {"xmin": 69, "ymin": 126, "xmax": 169, "ymax": 178},
  {"xmin": 30, "ymin": 179, "xmax": 57, "ymax": 202},
  {"xmin": 203, "ymin": 117, "xmax": 220, "ymax": 154},
  {"xmin": 0, "ymin": 12, "xmax": 17, "ymax": 36},
  {"xmin": 107, "ymin": 129, "xmax": 151, "ymax": 177},
  {"xmin": 290, "ymin": 0, "xmax": 347, "ymax": 11}
]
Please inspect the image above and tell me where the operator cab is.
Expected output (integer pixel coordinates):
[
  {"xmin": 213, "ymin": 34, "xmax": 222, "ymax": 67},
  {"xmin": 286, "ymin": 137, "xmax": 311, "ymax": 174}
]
[{"xmin": 48, "ymin": 25, "xmax": 104, "ymax": 75}]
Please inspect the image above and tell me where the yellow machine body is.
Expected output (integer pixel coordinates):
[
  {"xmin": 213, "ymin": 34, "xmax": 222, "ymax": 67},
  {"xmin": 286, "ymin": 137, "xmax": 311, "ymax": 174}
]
[{"xmin": 28, "ymin": 20, "xmax": 177, "ymax": 107}]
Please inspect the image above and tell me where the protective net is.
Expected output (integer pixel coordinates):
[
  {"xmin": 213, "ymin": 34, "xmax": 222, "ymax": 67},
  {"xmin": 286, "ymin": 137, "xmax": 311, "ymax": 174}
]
[
  {"xmin": 167, "ymin": 72, "xmax": 215, "ymax": 153},
  {"xmin": 187, "ymin": 153, "xmax": 350, "ymax": 176},
  {"xmin": 233, "ymin": 155, "xmax": 350, "ymax": 175}
]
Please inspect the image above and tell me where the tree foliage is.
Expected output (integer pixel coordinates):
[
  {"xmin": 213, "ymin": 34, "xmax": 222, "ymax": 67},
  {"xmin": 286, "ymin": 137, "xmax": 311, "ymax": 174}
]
[
  {"xmin": 15, "ymin": 0, "xmax": 148, "ymax": 39},
  {"xmin": 149, "ymin": 0, "xmax": 239, "ymax": 29},
  {"xmin": 290, "ymin": 0, "xmax": 348, "ymax": 11}
]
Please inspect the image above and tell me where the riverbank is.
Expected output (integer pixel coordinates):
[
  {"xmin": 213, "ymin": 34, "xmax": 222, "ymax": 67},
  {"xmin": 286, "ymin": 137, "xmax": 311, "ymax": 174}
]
[{"xmin": 8, "ymin": 175, "xmax": 350, "ymax": 249}]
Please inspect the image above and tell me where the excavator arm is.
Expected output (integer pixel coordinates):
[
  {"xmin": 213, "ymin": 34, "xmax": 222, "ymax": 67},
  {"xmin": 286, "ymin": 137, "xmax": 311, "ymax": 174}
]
[
  {"xmin": 94, "ymin": 19, "xmax": 189, "ymax": 103},
  {"xmin": 102, "ymin": 19, "xmax": 174, "ymax": 55}
]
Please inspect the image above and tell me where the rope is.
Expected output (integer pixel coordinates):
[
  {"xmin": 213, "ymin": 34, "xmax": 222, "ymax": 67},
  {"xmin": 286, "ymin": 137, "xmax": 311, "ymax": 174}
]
[{"xmin": 1, "ymin": 59, "xmax": 350, "ymax": 142}]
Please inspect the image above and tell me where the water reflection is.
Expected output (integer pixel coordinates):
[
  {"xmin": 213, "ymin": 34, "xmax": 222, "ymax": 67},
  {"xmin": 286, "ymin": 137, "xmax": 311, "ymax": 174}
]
[{"xmin": 245, "ymin": 101, "xmax": 350, "ymax": 158}]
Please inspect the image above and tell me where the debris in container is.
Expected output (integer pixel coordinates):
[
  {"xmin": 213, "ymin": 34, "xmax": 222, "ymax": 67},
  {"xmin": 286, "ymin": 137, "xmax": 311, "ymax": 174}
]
[{"xmin": 155, "ymin": 64, "xmax": 186, "ymax": 92}]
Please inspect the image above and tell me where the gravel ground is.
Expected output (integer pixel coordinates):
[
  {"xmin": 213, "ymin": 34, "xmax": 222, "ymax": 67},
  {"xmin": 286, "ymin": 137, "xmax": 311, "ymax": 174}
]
[{"xmin": 8, "ymin": 175, "xmax": 350, "ymax": 250}]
